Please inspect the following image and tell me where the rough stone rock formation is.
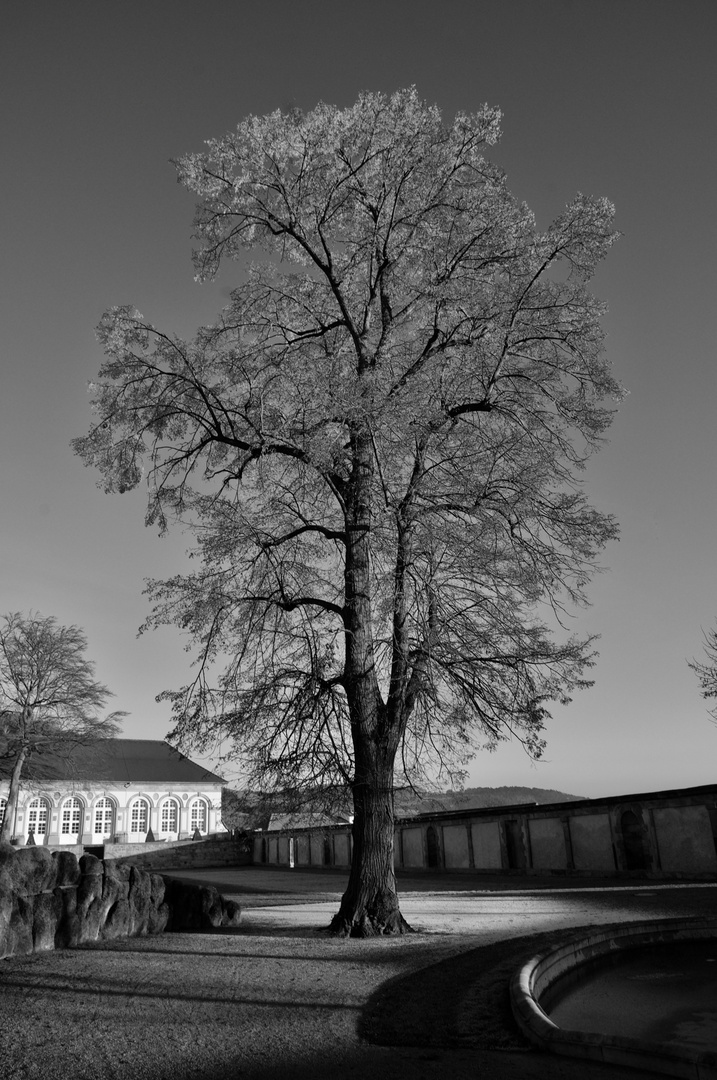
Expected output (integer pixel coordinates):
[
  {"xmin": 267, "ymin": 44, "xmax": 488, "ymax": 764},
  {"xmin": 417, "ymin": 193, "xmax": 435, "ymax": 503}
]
[{"xmin": 0, "ymin": 843, "xmax": 241, "ymax": 960}]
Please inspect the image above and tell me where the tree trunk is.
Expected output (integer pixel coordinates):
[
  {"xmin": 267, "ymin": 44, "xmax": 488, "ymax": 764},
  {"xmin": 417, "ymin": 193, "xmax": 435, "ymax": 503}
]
[
  {"xmin": 0, "ymin": 747, "xmax": 26, "ymax": 844},
  {"xmin": 328, "ymin": 742, "xmax": 412, "ymax": 936},
  {"xmin": 329, "ymin": 424, "xmax": 412, "ymax": 936}
]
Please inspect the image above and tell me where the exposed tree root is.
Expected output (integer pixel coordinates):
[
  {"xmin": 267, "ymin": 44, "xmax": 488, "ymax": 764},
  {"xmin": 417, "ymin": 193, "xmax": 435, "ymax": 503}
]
[{"xmin": 327, "ymin": 907, "xmax": 415, "ymax": 938}]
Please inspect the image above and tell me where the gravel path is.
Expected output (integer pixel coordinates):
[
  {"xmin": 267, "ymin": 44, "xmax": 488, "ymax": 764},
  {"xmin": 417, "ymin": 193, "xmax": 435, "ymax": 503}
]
[{"xmin": 1, "ymin": 869, "xmax": 714, "ymax": 1080}]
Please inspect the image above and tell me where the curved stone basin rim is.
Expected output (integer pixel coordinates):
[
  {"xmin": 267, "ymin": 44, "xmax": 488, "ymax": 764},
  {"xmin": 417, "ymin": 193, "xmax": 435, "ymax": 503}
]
[{"xmin": 509, "ymin": 916, "xmax": 717, "ymax": 1080}]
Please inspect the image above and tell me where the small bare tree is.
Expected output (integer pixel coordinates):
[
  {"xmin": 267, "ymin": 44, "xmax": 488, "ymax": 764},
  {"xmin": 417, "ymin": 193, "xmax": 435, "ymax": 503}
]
[
  {"xmin": 689, "ymin": 629, "xmax": 717, "ymax": 722},
  {"xmin": 0, "ymin": 612, "xmax": 124, "ymax": 843}
]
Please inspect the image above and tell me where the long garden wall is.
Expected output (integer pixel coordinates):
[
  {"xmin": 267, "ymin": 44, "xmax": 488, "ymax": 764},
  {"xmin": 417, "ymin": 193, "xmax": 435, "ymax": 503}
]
[
  {"xmin": 104, "ymin": 834, "xmax": 251, "ymax": 870},
  {"xmin": 10, "ymin": 833, "xmax": 251, "ymax": 871},
  {"xmin": 253, "ymin": 783, "xmax": 717, "ymax": 880}
]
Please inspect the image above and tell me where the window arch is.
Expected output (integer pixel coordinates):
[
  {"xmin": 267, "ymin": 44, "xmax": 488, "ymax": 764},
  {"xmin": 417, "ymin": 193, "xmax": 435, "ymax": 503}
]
[
  {"xmin": 94, "ymin": 797, "xmax": 115, "ymax": 837},
  {"xmin": 189, "ymin": 798, "xmax": 208, "ymax": 835},
  {"xmin": 27, "ymin": 797, "xmax": 50, "ymax": 842},
  {"xmin": 61, "ymin": 796, "xmax": 84, "ymax": 836},
  {"xmin": 129, "ymin": 798, "xmax": 150, "ymax": 834},
  {"xmin": 159, "ymin": 798, "xmax": 179, "ymax": 836}
]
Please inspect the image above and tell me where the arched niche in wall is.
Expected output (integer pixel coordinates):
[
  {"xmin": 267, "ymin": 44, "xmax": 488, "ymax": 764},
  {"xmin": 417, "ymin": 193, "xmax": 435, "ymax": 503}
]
[{"xmin": 620, "ymin": 808, "xmax": 652, "ymax": 871}]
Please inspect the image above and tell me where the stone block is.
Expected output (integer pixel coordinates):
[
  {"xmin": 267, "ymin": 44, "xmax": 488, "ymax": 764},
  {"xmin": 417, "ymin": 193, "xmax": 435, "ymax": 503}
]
[
  {"xmin": 128, "ymin": 865, "xmax": 152, "ymax": 935},
  {"xmin": 148, "ymin": 899, "xmax": 170, "ymax": 934},
  {"xmin": 0, "ymin": 842, "xmax": 16, "ymax": 871},
  {"xmin": 76, "ymin": 872, "xmax": 103, "ymax": 943},
  {"xmin": 102, "ymin": 859, "xmax": 131, "ymax": 903},
  {"xmin": 221, "ymin": 899, "xmax": 241, "ymax": 927},
  {"xmin": 53, "ymin": 850, "xmax": 81, "ymax": 889},
  {"xmin": 98, "ymin": 860, "xmax": 131, "ymax": 939},
  {"xmin": 163, "ymin": 879, "xmax": 202, "ymax": 930},
  {"xmin": 201, "ymin": 885, "xmax": 224, "ymax": 928},
  {"xmin": 149, "ymin": 873, "xmax": 165, "ymax": 906},
  {"xmin": 100, "ymin": 895, "xmax": 131, "ymax": 940},
  {"xmin": 32, "ymin": 889, "xmax": 63, "ymax": 952},
  {"xmin": 79, "ymin": 853, "xmax": 103, "ymax": 877},
  {"xmin": 54, "ymin": 886, "xmax": 80, "ymax": 949},
  {"xmin": 146, "ymin": 873, "xmax": 169, "ymax": 934},
  {"xmin": 8, "ymin": 894, "xmax": 34, "ymax": 956},
  {"xmin": 163, "ymin": 879, "xmax": 228, "ymax": 930},
  {"xmin": 0, "ymin": 884, "xmax": 13, "ymax": 958},
  {"xmin": 5, "ymin": 847, "xmax": 56, "ymax": 896}
]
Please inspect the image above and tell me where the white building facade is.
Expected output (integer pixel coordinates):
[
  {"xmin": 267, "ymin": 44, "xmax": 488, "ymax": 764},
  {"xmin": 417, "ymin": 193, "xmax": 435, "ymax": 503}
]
[{"xmin": 0, "ymin": 739, "xmax": 225, "ymax": 847}]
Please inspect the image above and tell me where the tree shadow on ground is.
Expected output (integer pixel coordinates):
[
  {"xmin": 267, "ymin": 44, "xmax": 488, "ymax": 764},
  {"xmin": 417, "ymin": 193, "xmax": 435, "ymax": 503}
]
[{"xmin": 359, "ymin": 926, "xmax": 622, "ymax": 1052}]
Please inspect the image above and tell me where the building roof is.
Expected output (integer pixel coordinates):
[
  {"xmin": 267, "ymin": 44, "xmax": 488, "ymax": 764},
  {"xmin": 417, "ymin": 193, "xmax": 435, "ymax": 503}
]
[{"xmin": 0, "ymin": 739, "xmax": 225, "ymax": 785}]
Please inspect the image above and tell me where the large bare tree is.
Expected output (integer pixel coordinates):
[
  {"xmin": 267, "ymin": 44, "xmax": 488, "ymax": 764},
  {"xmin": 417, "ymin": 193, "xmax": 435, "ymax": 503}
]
[
  {"xmin": 74, "ymin": 89, "xmax": 622, "ymax": 934},
  {"xmin": 0, "ymin": 612, "xmax": 123, "ymax": 843}
]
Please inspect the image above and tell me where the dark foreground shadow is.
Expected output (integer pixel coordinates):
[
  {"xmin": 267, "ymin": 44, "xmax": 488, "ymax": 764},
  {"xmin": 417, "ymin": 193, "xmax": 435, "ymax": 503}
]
[
  {"xmin": 1, "ymin": 922, "xmax": 660, "ymax": 1080},
  {"xmin": 360, "ymin": 936, "xmax": 532, "ymax": 1053},
  {"xmin": 359, "ymin": 926, "xmax": 625, "ymax": 1052}
]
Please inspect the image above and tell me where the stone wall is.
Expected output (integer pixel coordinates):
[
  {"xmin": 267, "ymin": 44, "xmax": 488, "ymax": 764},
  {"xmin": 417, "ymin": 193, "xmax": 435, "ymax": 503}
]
[
  {"xmin": 105, "ymin": 835, "xmax": 251, "ymax": 871},
  {"xmin": 397, "ymin": 786, "xmax": 717, "ymax": 878},
  {"xmin": 255, "ymin": 783, "xmax": 717, "ymax": 880},
  {"xmin": 0, "ymin": 841, "xmax": 241, "ymax": 961}
]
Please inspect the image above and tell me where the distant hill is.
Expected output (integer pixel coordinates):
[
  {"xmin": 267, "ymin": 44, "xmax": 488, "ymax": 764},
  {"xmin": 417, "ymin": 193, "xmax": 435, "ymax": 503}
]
[
  {"xmin": 394, "ymin": 785, "xmax": 585, "ymax": 817},
  {"xmin": 222, "ymin": 783, "xmax": 586, "ymax": 830}
]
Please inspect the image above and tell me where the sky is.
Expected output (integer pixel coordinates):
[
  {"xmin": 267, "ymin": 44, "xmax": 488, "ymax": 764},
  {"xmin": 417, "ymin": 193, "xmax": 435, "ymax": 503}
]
[{"xmin": 1, "ymin": 0, "xmax": 716, "ymax": 799}]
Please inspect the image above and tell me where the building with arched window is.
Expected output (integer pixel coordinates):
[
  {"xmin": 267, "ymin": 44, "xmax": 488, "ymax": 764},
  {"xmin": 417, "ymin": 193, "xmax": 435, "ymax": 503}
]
[
  {"xmin": 159, "ymin": 796, "xmax": 180, "ymax": 840},
  {"xmin": 27, "ymin": 797, "xmax": 50, "ymax": 844},
  {"xmin": 93, "ymin": 796, "xmax": 115, "ymax": 843},
  {"xmin": 0, "ymin": 739, "xmax": 225, "ymax": 849},
  {"xmin": 60, "ymin": 796, "xmax": 83, "ymax": 841}
]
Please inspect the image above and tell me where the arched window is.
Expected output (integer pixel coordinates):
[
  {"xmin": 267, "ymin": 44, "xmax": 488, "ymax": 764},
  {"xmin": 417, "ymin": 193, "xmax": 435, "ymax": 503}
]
[
  {"xmin": 189, "ymin": 798, "xmax": 207, "ymax": 834},
  {"xmin": 61, "ymin": 797, "xmax": 83, "ymax": 836},
  {"xmin": 160, "ymin": 798, "xmax": 179, "ymax": 835},
  {"xmin": 130, "ymin": 798, "xmax": 149, "ymax": 834},
  {"xmin": 94, "ymin": 797, "xmax": 115, "ymax": 837},
  {"xmin": 27, "ymin": 798, "xmax": 49, "ymax": 841}
]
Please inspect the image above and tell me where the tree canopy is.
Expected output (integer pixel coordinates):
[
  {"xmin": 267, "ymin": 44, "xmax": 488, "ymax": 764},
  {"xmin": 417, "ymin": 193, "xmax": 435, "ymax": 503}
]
[
  {"xmin": 0, "ymin": 611, "xmax": 123, "ymax": 843},
  {"xmin": 74, "ymin": 88, "xmax": 621, "ymax": 932}
]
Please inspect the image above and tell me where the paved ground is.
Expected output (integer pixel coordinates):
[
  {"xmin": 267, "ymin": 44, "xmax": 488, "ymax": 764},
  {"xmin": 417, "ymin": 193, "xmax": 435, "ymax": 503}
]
[{"xmin": 1, "ymin": 867, "xmax": 715, "ymax": 1080}]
